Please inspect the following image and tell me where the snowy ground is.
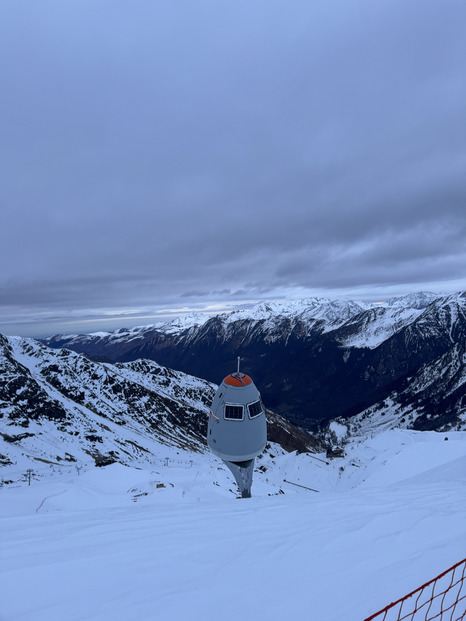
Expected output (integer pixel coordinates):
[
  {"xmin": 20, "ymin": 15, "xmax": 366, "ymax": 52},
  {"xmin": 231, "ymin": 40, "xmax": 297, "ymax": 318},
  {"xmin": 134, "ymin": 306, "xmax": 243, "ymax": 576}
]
[{"xmin": 1, "ymin": 430, "xmax": 466, "ymax": 621}]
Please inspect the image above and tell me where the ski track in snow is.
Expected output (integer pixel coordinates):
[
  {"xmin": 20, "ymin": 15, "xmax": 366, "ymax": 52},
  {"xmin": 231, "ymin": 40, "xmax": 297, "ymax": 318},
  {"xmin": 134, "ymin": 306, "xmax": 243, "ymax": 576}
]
[{"xmin": 1, "ymin": 430, "xmax": 466, "ymax": 621}]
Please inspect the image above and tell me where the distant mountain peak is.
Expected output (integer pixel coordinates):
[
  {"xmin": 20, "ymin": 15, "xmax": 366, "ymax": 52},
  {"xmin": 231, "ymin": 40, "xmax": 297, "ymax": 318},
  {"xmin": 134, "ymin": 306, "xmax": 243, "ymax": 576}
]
[
  {"xmin": 163, "ymin": 312, "xmax": 209, "ymax": 333},
  {"xmin": 385, "ymin": 291, "xmax": 440, "ymax": 309}
]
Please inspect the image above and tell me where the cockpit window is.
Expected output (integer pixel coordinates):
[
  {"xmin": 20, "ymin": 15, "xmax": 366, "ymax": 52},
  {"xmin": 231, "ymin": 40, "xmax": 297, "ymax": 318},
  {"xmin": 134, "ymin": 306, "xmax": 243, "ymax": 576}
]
[
  {"xmin": 224, "ymin": 404, "xmax": 244, "ymax": 420},
  {"xmin": 248, "ymin": 400, "xmax": 263, "ymax": 419}
]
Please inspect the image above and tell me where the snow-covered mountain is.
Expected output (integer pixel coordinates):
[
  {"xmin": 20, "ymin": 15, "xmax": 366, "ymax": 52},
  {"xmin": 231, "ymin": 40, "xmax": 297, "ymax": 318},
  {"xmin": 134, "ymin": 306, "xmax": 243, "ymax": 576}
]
[
  {"xmin": 2, "ymin": 330, "xmax": 466, "ymax": 621},
  {"xmin": 43, "ymin": 293, "xmax": 440, "ymax": 353},
  {"xmin": 43, "ymin": 297, "xmax": 373, "ymax": 354},
  {"xmin": 0, "ymin": 335, "xmax": 318, "ymax": 485},
  {"xmin": 338, "ymin": 292, "xmax": 466, "ymax": 432},
  {"xmin": 340, "ymin": 319, "xmax": 466, "ymax": 437},
  {"xmin": 42, "ymin": 292, "xmax": 466, "ymax": 431}
]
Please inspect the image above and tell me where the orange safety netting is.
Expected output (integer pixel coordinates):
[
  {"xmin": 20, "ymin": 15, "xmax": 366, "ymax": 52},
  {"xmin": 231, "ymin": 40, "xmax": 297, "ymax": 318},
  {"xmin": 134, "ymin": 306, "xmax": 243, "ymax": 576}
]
[{"xmin": 364, "ymin": 558, "xmax": 466, "ymax": 621}]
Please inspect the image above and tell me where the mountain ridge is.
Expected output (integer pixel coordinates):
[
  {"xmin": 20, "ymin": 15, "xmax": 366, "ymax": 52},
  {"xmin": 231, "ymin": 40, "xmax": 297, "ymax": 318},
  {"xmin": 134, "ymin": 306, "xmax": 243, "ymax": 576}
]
[
  {"xmin": 40, "ymin": 292, "xmax": 466, "ymax": 431},
  {"xmin": 0, "ymin": 335, "xmax": 319, "ymax": 484}
]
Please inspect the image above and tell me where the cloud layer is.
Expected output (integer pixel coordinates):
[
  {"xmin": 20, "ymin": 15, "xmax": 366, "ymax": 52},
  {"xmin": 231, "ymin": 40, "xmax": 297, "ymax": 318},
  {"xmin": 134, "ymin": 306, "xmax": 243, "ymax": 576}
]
[{"xmin": 1, "ymin": 0, "xmax": 465, "ymax": 335}]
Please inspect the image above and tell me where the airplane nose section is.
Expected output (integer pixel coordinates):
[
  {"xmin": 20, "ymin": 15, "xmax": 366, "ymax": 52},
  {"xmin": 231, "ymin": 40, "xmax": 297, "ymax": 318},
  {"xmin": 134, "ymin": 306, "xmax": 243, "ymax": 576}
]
[{"xmin": 207, "ymin": 358, "xmax": 267, "ymax": 497}]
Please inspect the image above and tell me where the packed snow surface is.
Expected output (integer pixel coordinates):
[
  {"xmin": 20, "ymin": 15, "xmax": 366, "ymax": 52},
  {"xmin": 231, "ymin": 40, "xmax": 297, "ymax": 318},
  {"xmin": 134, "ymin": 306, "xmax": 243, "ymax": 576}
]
[{"xmin": 1, "ymin": 430, "xmax": 465, "ymax": 621}]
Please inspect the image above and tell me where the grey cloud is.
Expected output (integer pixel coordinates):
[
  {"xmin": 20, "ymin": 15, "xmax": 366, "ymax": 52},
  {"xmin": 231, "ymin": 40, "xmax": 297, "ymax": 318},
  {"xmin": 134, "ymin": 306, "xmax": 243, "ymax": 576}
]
[
  {"xmin": 1, "ymin": 0, "xmax": 465, "ymax": 335},
  {"xmin": 180, "ymin": 291, "xmax": 210, "ymax": 298}
]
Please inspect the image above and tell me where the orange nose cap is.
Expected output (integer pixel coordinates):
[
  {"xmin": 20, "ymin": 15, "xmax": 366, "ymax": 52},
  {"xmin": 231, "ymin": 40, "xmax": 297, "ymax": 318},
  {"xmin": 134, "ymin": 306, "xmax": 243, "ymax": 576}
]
[{"xmin": 223, "ymin": 374, "xmax": 253, "ymax": 387}]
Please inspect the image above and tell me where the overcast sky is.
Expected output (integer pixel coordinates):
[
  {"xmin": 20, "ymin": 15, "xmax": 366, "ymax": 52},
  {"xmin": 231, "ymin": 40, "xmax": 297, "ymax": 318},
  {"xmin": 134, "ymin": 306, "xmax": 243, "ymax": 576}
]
[{"xmin": 1, "ymin": 0, "xmax": 465, "ymax": 337}]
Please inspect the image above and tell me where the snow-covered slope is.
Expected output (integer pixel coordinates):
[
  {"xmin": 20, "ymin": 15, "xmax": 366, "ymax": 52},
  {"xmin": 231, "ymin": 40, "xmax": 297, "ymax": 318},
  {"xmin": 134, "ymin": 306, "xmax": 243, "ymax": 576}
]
[
  {"xmin": 0, "ymin": 335, "xmax": 318, "ymax": 485},
  {"xmin": 341, "ymin": 342, "xmax": 466, "ymax": 436},
  {"xmin": 337, "ymin": 292, "xmax": 447, "ymax": 349},
  {"xmin": 0, "ymin": 334, "xmax": 214, "ymax": 481},
  {"xmin": 333, "ymin": 292, "xmax": 466, "ymax": 434},
  {"xmin": 338, "ymin": 304, "xmax": 424, "ymax": 349},
  {"xmin": 1, "ymin": 429, "xmax": 465, "ymax": 621}
]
